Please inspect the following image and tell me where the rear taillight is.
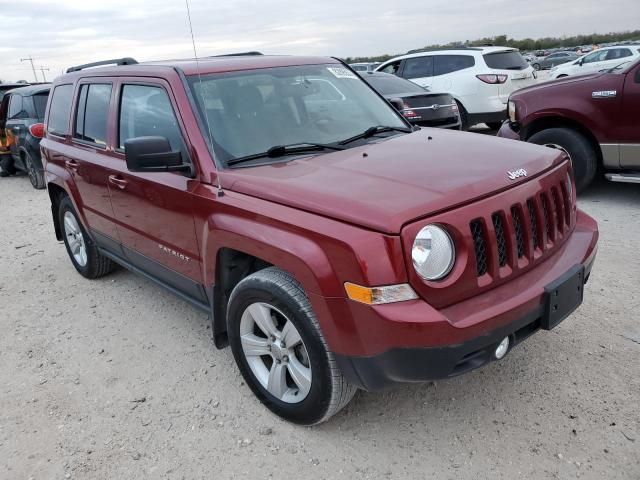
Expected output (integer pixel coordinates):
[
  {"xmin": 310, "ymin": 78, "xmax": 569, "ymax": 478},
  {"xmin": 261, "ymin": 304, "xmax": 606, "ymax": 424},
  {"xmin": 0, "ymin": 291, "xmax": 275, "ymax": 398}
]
[
  {"xmin": 401, "ymin": 101, "xmax": 419, "ymax": 119},
  {"xmin": 29, "ymin": 123, "xmax": 45, "ymax": 139},
  {"xmin": 476, "ymin": 74, "xmax": 508, "ymax": 84}
]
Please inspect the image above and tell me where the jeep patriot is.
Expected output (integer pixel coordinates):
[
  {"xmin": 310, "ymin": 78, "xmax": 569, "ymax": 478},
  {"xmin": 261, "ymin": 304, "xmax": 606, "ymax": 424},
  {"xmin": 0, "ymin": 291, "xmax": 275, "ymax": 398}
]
[{"xmin": 41, "ymin": 55, "xmax": 599, "ymax": 425}]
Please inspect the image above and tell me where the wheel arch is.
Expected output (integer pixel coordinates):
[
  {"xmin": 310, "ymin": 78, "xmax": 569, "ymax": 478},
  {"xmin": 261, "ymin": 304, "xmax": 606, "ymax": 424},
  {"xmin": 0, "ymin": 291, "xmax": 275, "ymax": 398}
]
[
  {"xmin": 206, "ymin": 221, "xmax": 342, "ymax": 350},
  {"xmin": 523, "ymin": 115, "xmax": 603, "ymax": 166}
]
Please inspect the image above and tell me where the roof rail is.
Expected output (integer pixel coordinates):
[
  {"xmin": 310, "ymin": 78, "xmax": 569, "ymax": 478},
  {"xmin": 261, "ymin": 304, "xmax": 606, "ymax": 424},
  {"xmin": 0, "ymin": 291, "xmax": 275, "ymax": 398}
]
[
  {"xmin": 66, "ymin": 57, "xmax": 138, "ymax": 73},
  {"xmin": 211, "ymin": 51, "xmax": 264, "ymax": 57},
  {"xmin": 406, "ymin": 46, "xmax": 482, "ymax": 54}
]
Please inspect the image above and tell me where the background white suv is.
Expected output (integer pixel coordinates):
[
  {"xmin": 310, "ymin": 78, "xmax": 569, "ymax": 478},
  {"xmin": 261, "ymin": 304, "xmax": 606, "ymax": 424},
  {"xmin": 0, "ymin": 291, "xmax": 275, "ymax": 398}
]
[
  {"xmin": 376, "ymin": 47, "xmax": 536, "ymax": 129},
  {"xmin": 550, "ymin": 45, "xmax": 640, "ymax": 78}
]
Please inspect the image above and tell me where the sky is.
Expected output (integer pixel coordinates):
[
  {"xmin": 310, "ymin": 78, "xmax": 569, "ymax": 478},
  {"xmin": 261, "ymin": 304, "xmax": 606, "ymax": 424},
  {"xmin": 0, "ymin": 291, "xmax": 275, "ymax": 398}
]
[{"xmin": 1, "ymin": 0, "xmax": 639, "ymax": 82}]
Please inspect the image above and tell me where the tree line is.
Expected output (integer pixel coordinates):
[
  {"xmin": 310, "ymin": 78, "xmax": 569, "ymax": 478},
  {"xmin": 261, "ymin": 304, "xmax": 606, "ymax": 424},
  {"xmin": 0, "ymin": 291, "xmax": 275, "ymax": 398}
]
[{"xmin": 344, "ymin": 30, "xmax": 640, "ymax": 63}]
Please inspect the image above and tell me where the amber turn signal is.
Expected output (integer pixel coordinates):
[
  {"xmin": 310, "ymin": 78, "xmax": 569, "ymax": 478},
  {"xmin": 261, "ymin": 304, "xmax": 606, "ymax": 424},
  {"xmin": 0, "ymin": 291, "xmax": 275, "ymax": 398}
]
[{"xmin": 344, "ymin": 282, "xmax": 418, "ymax": 305}]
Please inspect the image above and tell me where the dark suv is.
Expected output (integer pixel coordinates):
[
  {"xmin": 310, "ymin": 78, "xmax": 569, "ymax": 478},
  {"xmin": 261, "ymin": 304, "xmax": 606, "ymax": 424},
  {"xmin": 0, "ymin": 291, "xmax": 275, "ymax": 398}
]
[
  {"xmin": 0, "ymin": 85, "xmax": 50, "ymax": 187},
  {"xmin": 41, "ymin": 56, "xmax": 598, "ymax": 425}
]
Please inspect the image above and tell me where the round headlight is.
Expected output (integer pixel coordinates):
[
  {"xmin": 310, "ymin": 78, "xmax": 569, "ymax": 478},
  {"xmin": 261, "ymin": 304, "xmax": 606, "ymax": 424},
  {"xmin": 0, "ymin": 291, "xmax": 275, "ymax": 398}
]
[{"xmin": 412, "ymin": 225, "xmax": 455, "ymax": 281}]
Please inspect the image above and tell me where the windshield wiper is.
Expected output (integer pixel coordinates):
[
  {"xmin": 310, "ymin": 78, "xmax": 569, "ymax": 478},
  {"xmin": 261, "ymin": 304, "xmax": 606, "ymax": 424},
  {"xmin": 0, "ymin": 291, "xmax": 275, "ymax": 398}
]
[
  {"xmin": 227, "ymin": 142, "xmax": 344, "ymax": 167},
  {"xmin": 338, "ymin": 125, "xmax": 412, "ymax": 146}
]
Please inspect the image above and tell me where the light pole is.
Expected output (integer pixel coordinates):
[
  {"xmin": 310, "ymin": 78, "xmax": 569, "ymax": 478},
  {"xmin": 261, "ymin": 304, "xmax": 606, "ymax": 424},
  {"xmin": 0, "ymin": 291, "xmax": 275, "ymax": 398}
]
[
  {"xmin": 20, "ymin": 56, "xmax": 38, "ymax": 82},
  {"xmin": 37, "ymin": 66, "xmax": 50, "ymax": 82}
]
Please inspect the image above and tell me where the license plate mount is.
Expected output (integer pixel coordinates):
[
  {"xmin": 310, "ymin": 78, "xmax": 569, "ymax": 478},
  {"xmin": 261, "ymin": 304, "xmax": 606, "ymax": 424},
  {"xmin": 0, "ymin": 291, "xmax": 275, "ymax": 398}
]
[{"xmin": 542, "ymin": 265, "xmax": 585, "ymax": 330}]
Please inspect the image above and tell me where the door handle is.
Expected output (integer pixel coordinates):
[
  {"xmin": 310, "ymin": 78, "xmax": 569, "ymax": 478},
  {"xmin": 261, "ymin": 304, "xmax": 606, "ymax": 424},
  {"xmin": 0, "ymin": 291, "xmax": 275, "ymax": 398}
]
[
  {"xmin": 65, "ymin": 159, "xmax": 79, "ymax": 171},
  {"xmin": 108, "ymin": 175, "xmax": 128, "ymax": 190}
]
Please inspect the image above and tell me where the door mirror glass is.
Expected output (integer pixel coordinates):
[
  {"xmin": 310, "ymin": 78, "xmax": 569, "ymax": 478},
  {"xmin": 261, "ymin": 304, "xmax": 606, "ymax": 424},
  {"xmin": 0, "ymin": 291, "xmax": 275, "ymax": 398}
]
[{"xmin": 124, "ymin": 136, "xmax": 190, "ymax": 173}]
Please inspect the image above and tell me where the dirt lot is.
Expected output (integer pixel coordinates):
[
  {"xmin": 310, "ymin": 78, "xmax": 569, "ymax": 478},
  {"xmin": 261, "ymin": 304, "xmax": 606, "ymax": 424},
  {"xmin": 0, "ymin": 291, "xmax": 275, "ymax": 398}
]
[{"xmin": 1, "ymin": 172, "xmax": 638, "ymax": 480}]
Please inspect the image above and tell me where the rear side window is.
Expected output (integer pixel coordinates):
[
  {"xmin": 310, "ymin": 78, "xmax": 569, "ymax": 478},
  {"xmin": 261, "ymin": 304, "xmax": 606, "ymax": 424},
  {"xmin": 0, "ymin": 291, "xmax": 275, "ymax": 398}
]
[
  {"xmin": 402, "ymin": 56, "xmax": 434, "ymax": 78},
  {"xmin": 8, "ymin": 95, "xmax": 23, "ymax": 119},
  {"xmin": 47, "ymin": 84, "xmax": 74, "ymax": 136},
  {"xmin": 483, "ymin": 51, "xmax": 528, "ymax": 70},
  {"xmin": 75, "ymin": 83, "xmax": 112, "ymax": 146},
  {"xmin": 119, "ymin": 85, "xmax": 182, "ymax": 151},
  {"xmin": 33, "ymin": 92, "xmax": 49, "ymax": 120},
  {"xmin": 605, "ymin": 48, "xmax": 632, "ymax": 61},
  {"xmin": 434, "ymin": 55, "xmax": 476, "ymax": 76}
]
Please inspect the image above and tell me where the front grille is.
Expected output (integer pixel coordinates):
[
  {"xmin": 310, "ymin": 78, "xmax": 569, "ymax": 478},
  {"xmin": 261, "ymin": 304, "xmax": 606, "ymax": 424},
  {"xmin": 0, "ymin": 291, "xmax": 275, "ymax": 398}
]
[
  {"xmin": 492, "ymin": 213, "xmax": 508, "ymax": 267},
  {"xmin": 469, "ymin": 178, "xmax": 573, "ymax": 278},
  {"xmin": 511, "ymin": 207, "xmax": 525, "ymax": 258},
  {"xmin": 470, "ymin": 220, "xmax": 488, "ymax": 276}
]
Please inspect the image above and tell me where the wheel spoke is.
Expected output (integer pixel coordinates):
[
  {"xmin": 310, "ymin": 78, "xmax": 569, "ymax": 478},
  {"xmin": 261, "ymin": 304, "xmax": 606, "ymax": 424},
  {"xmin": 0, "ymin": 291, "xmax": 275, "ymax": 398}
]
[
  {"xmin": 248, "ymin": 303, "xmax": 279, "ymax": 338},
  {"xmin": 287, "ymin": 356, "xmax": 311, "ymax": 396},
  {"xmin": 79, "ymin": 246, "xmax": 87, "ymax": 265},
  {"xmin": 281, "ymin": 320, "xmax": 302, "ymax": 348},
  {"xmin": 72, "ymin": 242, "xmax": 82, "ymax": 255},
  {"xmin": 64, "ymin": 216, "xmax": 77, "ymax": 234},
  {"xmin": 267, "ymin": 362, "xmax": 288, "ymax": 398},
  {"xmin": 240, "ymin": 333, "xmax": 271, "ymax": 357},
  {"xmin": 67, "ymin": 236, "xmax": 78, "ymax": 251}
]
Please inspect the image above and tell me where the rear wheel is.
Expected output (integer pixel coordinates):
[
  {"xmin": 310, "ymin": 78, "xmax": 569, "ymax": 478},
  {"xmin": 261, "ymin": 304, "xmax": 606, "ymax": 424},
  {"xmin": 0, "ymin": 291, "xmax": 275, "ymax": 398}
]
[
  {"xmin": 227, "ymin": 267, "xmax": 356, "ymax": 425},
  {"xmin": 24, "ymin": 152, "xmax": 45, "ymax": 189},
  {"xmin": 528, "ymin": 127, "xmax": 598, "ymax": 193},
  {"xmin": 58, "ymin": 195, "xmax": 116, "ymax": 279}
]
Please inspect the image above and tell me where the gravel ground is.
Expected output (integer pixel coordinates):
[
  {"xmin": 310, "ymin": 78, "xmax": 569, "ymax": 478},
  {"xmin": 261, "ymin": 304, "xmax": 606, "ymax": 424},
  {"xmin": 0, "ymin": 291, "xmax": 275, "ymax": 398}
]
[{"xmin": 0, "ymin": 172, "xmax": 638, "ymax": 480}]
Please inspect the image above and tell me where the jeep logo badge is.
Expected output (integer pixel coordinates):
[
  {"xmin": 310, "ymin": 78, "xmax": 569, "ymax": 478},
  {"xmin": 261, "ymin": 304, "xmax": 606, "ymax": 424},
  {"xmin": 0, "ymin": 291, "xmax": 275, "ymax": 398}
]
[{"xmin": 507, "ymin": 168, "xmax": 527, "ymax": 180}]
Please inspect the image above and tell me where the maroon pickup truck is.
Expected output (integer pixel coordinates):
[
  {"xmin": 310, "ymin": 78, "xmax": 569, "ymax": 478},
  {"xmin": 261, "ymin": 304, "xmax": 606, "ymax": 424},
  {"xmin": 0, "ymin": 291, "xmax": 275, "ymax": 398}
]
[
  {"xmin": 498, "ymin": 59, "xmax": 640, "ymax": 191},
  {"xmin": 41, "ymin": 55, "xmax": 598, "ymax": 425}
]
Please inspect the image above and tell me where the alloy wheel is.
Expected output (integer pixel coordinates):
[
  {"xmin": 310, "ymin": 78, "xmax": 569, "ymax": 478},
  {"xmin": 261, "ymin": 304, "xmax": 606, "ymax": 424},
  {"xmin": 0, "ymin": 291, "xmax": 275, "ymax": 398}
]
[
  {"xmin": 63, "ymin": 211, "xmax": 88, "ymax": 267},
  {"xmin": 239, "ymin": 302, "xmax": 312, "ymax": 403},
  {"xmin": 25, "ymin": 155, "xmax": 37, "ymax": 188}
]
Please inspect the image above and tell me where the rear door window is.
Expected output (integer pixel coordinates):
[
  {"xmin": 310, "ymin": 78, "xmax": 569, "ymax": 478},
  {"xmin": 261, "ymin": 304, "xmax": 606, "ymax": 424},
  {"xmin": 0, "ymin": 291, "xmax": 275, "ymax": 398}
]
[
  {"xmin": 402, "ymin": 56, "xmax": 434, "ymax": 78},
  {"xmin": 47, "ymin": 84, "xmax": 74, "ymax": 136},
  {"xmin": 483, "ymin": 51, "xmax": 528, "ymax": 70},
  {"xmin": 32, "ymin": 92, "xmax": 49, "ymax": 120},
  {"xmin": 118, "ymin": 84, "xmax": 183, "ymax": 151},
  {"xmin": 74, "ymin": 83, "xmax": 112, "ymax": 146},
  {"xmin": 433, "ymin": 55, "xmax": 476, "ymax": 76},
  {"xmin": 605, "ymin": 48, "xmax": 632, "ymax": 61}
]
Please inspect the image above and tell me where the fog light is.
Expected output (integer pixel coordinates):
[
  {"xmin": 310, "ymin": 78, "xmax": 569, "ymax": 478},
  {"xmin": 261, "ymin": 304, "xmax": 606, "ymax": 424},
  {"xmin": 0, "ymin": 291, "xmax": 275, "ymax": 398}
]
[{"xmin": 494, "ymin": 337, "xmax": 510, "ymax": 359}]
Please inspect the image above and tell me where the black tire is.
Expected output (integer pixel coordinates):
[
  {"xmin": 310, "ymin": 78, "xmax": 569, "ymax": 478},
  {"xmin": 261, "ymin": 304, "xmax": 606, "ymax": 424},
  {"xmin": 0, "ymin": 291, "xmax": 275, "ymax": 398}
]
[
  {"xmin": 0, "ymin": 156, "xmax": 16, "ymax": 176},
  {"xmin": 455, "ymin": 100, "xmax": 469, "ymax": 131},
  {"xmin": 532, "ymin": 63, "xmax": 541, "ymax": 71},
  {"xmin": 227, "ymin": 267, "xmax": 357, "ymax": 425},
  {"xmin": 528, "ymin": 127, "xmax": 598, "ymax": 193},
  {"xmin": 485, "ymin": 122, "xmax": 504, "ymax": 131},
  {"xmin": 24, "ymin": 152, "xmax": 45, "ymax": 189},
  {"xmin": 58, "ymin": 195, "xmax": 116, "ymax": 279},
  {"xmin": 557, "ymin": 74, "xmax": 568, "ymax": 78}
]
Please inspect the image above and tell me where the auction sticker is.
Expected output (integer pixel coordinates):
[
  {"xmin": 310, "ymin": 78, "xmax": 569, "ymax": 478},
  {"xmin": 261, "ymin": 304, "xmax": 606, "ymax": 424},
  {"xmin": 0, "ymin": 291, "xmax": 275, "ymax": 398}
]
[{"xmin": 327, "ymin": 67, "xmax": 358, "ymax": 79}]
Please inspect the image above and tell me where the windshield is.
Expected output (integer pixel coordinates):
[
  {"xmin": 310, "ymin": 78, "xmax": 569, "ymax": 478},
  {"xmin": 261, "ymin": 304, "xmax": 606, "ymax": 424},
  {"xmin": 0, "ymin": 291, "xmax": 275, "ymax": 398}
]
[
  {"xmin": 188, "ymin": 64, "xmax": 407, "ymax": 165},
  {"xmin": 365, "ymin": 75, "xmax": 426, "ymax": 95},
  {"xmin": 483, "ymin": 51, "xmax": 528, "ymax": 70}
]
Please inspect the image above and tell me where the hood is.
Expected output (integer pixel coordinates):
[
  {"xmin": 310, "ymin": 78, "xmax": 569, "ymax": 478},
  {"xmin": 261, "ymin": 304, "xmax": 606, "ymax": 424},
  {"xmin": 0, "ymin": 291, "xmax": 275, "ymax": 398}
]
[
  {"xmin": 513, "ymin": 72, "xmax": 602, "ymax": 97},
  {"xmin": 221, "ymin": 129, "xmax": 564, "ymax": 234}
]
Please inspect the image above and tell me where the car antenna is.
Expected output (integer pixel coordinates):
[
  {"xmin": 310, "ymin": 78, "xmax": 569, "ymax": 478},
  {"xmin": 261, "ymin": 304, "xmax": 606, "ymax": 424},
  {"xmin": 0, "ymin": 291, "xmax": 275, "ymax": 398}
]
[{"xmin": 184, "ymin": 0, "xmax": 224, "ymax": 197}]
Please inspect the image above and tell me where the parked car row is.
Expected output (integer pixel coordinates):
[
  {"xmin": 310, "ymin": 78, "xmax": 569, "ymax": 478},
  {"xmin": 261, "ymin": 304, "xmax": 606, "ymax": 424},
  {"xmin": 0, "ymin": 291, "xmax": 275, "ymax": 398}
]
[
  {"xmin": 375, "ymin": 46, "xmax": 536, "ymax": 129},
  {"xmin": 550, "ymin": 45, "xmax": 640, "ymax": 78}
]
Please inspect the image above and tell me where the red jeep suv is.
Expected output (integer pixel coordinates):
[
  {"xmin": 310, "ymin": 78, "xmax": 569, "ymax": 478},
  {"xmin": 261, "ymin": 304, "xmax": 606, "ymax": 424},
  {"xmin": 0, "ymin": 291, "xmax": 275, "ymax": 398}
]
[{"xmin": 41, "ymin": 55, "xmax": 598, "ymax": 425}]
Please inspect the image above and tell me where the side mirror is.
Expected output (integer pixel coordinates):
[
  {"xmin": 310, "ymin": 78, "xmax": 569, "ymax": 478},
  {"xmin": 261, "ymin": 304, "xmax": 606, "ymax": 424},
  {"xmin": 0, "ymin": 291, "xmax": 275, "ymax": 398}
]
[
  {"xmin": 578, "ymin": 59, "xmax": 584, "ymax": 66},
  {"xmin": 124, "ymin": 136, "xmax": 191, "ymax": 174},
  {"xmin": 388, "ymin": 98, "xmax": 404, "ymax": 111}
]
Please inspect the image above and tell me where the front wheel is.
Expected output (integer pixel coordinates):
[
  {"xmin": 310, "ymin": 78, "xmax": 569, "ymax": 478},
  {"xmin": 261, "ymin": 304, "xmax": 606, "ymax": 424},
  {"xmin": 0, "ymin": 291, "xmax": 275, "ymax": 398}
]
[
  {"xmin": 227, "ymin": 267, "xmax": 356, "ymax": 425},
  {"xmin": 528, "ymin": 127, "xmax": 598, "ymax": 193},
  {"xmin": 532, "ymin": 63, "xmax": 541, "ymax": 71}
]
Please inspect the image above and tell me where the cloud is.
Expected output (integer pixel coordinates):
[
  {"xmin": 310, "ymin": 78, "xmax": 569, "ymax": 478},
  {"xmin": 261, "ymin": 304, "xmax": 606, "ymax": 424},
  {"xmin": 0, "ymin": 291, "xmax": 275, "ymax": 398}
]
[{"xmin": 0, "ymin": 0, "xmax": 638, "ymax": 82}]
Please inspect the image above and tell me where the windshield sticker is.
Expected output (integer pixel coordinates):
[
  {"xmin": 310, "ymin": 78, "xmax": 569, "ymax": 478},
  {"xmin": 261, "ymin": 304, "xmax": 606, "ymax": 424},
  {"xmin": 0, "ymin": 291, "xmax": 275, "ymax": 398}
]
[{"xmin": 327, "ymin": 67, "xmax": 358, "ymax": 79}]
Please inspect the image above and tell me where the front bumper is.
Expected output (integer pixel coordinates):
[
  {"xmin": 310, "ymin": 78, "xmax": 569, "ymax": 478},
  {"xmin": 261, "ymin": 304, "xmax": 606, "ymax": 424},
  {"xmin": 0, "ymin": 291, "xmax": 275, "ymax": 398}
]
[{"xmin": 329, "ymin": 211, "xmax": 598, "ymax": 391}]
